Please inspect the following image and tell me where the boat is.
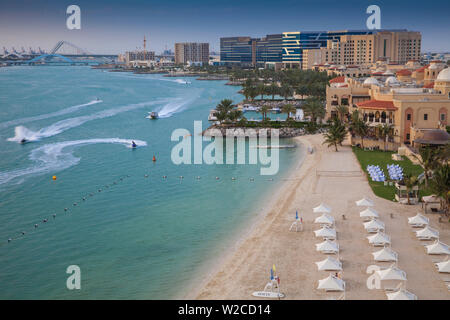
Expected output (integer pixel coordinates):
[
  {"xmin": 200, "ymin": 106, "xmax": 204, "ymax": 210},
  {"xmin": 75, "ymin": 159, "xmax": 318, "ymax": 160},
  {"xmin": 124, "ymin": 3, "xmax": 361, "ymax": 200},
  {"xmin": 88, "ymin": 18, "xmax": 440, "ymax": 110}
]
[
  {"xmin": 242, "ymin": 105, "xmax": 260, "ymax": 112},
  {"xmin": 270, "ymin": 107, "xmax": 281, "ymax": 114},
  {"xmin": 147, "ymin": 111, "xmax": 159, "ymax": 119},
  {"xmin": 19, "ymin": 138, "xmax": 28, "ymax": 144},
  {"xmin": 208, "ymin": 110, "xmax": 218, "ymax": 121}
]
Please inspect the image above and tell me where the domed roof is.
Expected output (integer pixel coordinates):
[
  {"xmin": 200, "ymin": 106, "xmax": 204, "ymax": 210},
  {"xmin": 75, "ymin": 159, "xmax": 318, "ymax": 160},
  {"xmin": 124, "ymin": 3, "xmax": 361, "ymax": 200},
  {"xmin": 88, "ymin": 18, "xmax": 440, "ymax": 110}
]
[
  {"xmin": 436, "ymin": 68, "xmax": 450, "ymax": 82},
  {"xmin": 429, "ymin": 64, "xmax": 439, "ymax": 70},
  {"xmin": 364, "ymin": 77, "xmax": 380, "ymax": 85},
  {"xmin": 414, "ymin": 129, "xmax": 450, "ymax": 145},
  {"xmin": 385, "ymin": 76, "xmax": 399, "ymax": 85}
]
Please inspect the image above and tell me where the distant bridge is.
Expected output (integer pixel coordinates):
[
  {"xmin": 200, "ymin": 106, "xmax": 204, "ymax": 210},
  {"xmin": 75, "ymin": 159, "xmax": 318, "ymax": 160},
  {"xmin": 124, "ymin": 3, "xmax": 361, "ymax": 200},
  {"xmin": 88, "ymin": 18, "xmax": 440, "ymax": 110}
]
[{"xmin": 23, "ymin": 41, "xmax": 116, "ymax": 65}]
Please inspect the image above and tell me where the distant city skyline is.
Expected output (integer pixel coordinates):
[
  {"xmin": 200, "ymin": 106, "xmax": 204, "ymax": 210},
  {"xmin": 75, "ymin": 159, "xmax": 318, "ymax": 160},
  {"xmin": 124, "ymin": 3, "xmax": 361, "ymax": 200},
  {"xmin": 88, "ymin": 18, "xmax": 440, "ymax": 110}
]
[{"xmin": 1, "ymin": 0, "xmax": 450, "ymax": 54}]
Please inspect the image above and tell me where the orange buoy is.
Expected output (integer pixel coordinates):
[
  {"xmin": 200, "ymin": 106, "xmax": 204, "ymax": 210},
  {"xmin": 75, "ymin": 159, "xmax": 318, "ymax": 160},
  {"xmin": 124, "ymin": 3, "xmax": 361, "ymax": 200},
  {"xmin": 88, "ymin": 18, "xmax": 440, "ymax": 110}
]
[
  {"xmin": 52, "ymin": 175, "xmax": 57, "ymax": 181},
  {"xmin": 152, "ymin": 155, "xmax": 156, "ymax": 162}
]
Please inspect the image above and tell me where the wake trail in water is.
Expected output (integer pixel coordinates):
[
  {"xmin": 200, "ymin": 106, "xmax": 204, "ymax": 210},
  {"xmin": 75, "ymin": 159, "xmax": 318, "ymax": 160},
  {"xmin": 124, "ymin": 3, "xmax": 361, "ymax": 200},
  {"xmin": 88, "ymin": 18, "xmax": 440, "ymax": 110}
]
[
  {"xmin": 0, "ymin": 100, "xmax": 103, "ymax": 130},
  {"xmin": 7, "ymin": 100, "xmax": 165, "ymax": 143},
  {"xmin": 156, "ymin": 93, "xmax": 201, "ymax": 118},
  {"xmin": 0, "ymin": 138, "xmax": 147, "ymax": 187}
]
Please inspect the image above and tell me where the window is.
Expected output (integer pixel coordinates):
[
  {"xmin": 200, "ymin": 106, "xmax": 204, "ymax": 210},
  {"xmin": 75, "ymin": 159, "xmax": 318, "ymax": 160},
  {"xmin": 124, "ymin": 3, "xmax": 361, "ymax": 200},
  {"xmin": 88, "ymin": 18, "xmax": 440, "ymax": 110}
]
[
  {"xmin": 424, "ymin": 114, "xmax": 428, "ymax": 120},
  {"xmin": 407, "ymin": 114, "xmax": 411, "ymax": 121},
  {"xmin": 441, "ymin": 114, "xmax": 446, "ymax": 121},
  {"xmin": 406, "ymin": 133, "xmax": 410, "ymax": 140}
]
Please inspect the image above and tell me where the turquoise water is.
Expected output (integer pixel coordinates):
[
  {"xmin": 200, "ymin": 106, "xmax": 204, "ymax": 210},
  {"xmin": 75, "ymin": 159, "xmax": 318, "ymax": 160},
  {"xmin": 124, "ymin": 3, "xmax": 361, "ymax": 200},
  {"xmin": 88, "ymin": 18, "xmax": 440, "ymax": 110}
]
[{"xmin": 0, "ymin": 66, "xmax": 300, "ymax": 299}]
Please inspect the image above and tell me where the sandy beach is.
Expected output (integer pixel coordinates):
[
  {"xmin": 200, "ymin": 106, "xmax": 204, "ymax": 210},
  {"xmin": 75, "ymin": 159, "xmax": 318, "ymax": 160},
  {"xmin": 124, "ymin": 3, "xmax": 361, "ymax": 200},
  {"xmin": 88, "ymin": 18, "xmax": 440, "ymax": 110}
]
[{"xmin": 193, "ymin": 134, "xmax": 450, "ymax": 300}]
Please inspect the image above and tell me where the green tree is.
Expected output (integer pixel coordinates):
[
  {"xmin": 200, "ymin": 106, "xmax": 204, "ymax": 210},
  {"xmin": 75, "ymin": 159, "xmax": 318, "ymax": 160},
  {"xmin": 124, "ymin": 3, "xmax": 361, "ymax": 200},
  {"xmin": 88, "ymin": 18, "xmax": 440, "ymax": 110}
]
[
  {"xmin": 412, "ymin": 147, "xmax": 439, "ymax": 187},
  {"xmin": 335, "ymin": 105, "xmax": 349, "ymax": 122},
  {"xmin": 352, "ymin": 119, "xmax": 369, "ymax": 149},
  {"xmin": 378, "ymin": 123, "xmax": 393, "ymax": 152},
  {"xmin": 322, "ymin": 119, "xmax": 347, "ymax": 152},
  {"xmin": 302, "ymin": 97, "xmax": 325, "ymax": 124},
  {"xmin": 429, "ymin": 164, "xmax": 450, "ymax": 214},
  {"xmin": 259, "ymin": 105, "xmax": 270, "ymax": 122},
  {"xmin": 402, "ymin": 173, "xmax": 419, "ymax": 205},
  {"xmin": 281, "ymin": 104, "xmax": 297, "ymax": 121}
]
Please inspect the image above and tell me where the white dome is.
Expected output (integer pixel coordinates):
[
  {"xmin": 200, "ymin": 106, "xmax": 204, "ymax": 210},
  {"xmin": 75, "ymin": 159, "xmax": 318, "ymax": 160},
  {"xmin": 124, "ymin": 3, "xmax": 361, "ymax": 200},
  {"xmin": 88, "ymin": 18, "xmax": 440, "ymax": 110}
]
[
  {"xmin": 385, "ymin": 76, "xmax": 399, "ymax": 85},
  {"xmin": 436, "ymin": 68, "xmax": 450, "ymax": 81},
  {"xmin": 429, "ymin": 64, "xmax": 439, "ymax": 70},
  {"xmin": 364, "ymin": 77, "xmax": 380, "ymax": 85}
]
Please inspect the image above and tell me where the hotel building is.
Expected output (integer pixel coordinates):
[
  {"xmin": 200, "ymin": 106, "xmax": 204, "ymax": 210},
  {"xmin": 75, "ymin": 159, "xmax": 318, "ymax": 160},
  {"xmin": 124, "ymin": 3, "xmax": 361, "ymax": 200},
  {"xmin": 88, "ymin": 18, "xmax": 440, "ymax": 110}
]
[
  {"xmin": 220, "ymin": 30, "xmax": 420, "ymax": 69},
  {"xmin": 174, "ymin": 42, "xmax": 209, "ymax": 65},
  {"xmin": 326, "ymin": 62, "xmax": 450, "ymax": 150}
]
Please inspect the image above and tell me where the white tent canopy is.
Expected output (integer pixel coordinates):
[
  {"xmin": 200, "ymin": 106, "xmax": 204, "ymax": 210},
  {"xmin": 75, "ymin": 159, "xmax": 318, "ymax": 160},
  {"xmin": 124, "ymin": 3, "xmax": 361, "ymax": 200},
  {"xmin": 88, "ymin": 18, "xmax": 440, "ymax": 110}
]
[
  {"xmin": 372, "ymin": 247, "xmax": 398, "ymax": 262},
  {"xmin": 426, "ymin": 241, "xmax": 450, "ymax": 255},
  {"xmin": 356, "ymin": 197, "xmax": 374, "ymax": 207},
  {"xmin": 364, "ymin": 219, "xmax": 385, "ymax": 233},
  {"xmin": 314, "ymin": 226, "xmax": 337, "ymax": 240},
  {"xmin": 315, "ymin": 257, "xmax": 342, "ymax": 271},
  {"xmin": 360, "ymin": 207, "xmax": 379, "ymax": 220},
  {"xmin": 367, "ymin": 232, "xmax": 391, "ymax": 246},
  {"xmin": 386, "ymin": 289, "xmax": 417, "ymax": 300},
  {"xmin": 314, "ymin": 214, "xmax": 335, "ymax": 226},
  {"xmin": 408, "ymin": 213, "xmax": 429, "ymax": 227},
  {"xmin": 316, "ymin": 240, "xmax": 339, "ymax": 254},
  {"xmin": 436, "ymin": 260, "xmax": 450, "ymax": 273},
  {"xmin": 313, "ymin": 203, "xmax": 331, "ymax": 214},
  {"xmin": 376, "ymin": 266, "xmax": 407, "ymax": 281},
  {"xmin": 416, "ymin": 226, "xmax": 439, "ymax": 240},
  {"xmin": 317, "ymin": 274, "xmax": 345, "ymax": 291}
]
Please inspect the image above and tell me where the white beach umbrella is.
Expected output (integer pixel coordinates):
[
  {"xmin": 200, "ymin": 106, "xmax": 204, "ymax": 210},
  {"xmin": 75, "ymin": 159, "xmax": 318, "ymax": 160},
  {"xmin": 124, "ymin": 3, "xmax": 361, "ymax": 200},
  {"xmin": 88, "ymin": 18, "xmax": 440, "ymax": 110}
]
[
  {"xmin": 426, "ymin": 241, "xmax": 450, "ymax": 255},
  {"xmin": 372, "ymin": 247, "xmax": 398, "ymax": 262},
  {"xmin": 415, "ymin": 226, "xmax": 439, "ymax": 240},
  {"xmin": 317, "ymin": 274, "xmax": 345, "ymax": 291},
  {"xmin": 314, "ymin": 214, "xmax": 335, "ymax": 226},
  {"xmin": 313, "ymin": 203, "xmax": 331, "ymax": 214},
  {"xmin": 408, "ymin": 213, "xmax": 429, "ymax": 227},
  {"xmin": 314, "ymin": 226, "xmax": 337, "ymax": 239},
  {"xmin": 363, "ymin": 219, "xmax": 385, "ymax": 233},
  {"xmin": 436, "ymin": 260, "xmax": 450, "ymax": 273},
  {"xmin": 367, "ymin": 232, "xmax": 391, "ymax": 246},
  {"xmin": 356, "ymin": 197, "xmax": 374, "ymax": 207},
  {"xmin": 360, "ymin": 207, "xmax": 379, "ymax": 219},
  {"xmin": 386, "ymin": 289, "xmax": 417, "ymax": 300},
  {"xmin": 316, "ymin": 257, "xmax": 342, "ymax": 271},
  {"xmin": 376, "ymin": 266, "xmax": 407, "ymax": 281},
  {"xmin": 316, "ymin": 240, "xmax": 339, "ymax": 254}
]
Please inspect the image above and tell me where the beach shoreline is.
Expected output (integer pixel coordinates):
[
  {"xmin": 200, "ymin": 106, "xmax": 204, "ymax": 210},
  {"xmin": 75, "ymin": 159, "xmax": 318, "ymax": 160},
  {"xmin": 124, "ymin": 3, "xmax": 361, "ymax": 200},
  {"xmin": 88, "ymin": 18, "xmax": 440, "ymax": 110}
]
[
  {"xmin": 192, "ymin": 134, "xmax": 450, "ymax": 300},
  {"xmin": 178, "ymin": 136, "xmax": 308, "ymax": 300}
]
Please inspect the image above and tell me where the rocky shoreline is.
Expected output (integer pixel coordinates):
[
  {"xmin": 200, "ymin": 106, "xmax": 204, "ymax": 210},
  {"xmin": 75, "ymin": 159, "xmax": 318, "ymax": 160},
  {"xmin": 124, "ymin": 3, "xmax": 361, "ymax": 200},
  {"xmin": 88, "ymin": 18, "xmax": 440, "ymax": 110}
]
[{"xmin": 202, "ymin": 125, "xmax": 326, "ymax": 138}]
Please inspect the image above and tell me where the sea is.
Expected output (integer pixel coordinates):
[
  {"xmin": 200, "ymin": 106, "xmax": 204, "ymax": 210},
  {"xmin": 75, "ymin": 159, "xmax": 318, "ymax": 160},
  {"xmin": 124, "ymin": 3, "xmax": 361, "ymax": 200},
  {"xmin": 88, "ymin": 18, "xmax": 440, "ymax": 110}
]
[{"xmin": 0, "ymin": 66, "xmax": 301, "ymax": 299}]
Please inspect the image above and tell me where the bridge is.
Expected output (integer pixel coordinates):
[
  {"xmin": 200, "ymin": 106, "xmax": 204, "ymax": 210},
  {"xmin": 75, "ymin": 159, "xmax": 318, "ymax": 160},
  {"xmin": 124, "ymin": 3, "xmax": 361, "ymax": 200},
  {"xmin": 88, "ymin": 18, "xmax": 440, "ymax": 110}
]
[{"xmin": 3, "ymin": 41, "xmax": 117, "ymax": 65}]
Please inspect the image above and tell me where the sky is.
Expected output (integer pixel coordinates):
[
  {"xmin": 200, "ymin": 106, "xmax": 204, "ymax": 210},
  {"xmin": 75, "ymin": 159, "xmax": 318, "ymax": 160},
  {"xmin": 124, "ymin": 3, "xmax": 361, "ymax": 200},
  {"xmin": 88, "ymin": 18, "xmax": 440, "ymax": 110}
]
[{"xmin": 1, "ymin": 0, "xmax": 449, "ymax": 54}]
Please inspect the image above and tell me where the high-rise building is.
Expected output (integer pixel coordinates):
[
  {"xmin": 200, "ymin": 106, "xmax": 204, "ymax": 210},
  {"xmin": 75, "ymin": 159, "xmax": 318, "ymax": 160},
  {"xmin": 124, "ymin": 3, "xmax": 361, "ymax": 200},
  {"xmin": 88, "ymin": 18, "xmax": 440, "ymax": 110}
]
[
  {"xmin": 220, "ymin": 30, "xmax": 421, "ymax": 68},
  {"xmin": 174, "ymin": 42, "xmax": 209, "ymax": 65},
  {"xmin": 301, "ymin": 31, "xmax": 421, "ymax": 69},
  {"xmin": 220, "ymin": 35, "xmax": 283, "ymax": 67}
]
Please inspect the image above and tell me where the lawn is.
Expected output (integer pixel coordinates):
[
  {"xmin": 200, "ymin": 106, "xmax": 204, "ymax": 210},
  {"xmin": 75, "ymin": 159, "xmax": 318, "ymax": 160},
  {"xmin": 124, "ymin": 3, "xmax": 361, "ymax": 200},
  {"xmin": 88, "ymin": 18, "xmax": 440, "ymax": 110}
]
[{"xmin": 352, "ymin": 147, "xmax": 432, "ymax": 201}]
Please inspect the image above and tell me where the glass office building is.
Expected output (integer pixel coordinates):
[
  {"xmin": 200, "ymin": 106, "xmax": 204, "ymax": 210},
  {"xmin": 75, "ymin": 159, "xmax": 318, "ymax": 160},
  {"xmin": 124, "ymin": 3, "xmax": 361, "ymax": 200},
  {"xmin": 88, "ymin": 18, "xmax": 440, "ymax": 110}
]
[{"xmin": 255, "ymin": 34, "xmax": 283, "ymax": 65}]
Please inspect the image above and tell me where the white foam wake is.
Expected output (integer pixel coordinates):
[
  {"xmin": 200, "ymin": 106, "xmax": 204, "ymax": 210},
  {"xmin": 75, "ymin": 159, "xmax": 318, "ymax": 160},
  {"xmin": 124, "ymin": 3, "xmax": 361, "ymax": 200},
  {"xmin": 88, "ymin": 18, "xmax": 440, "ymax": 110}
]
[
  {"xmin": 7, "ymin": 100, "xmax": 164, "ymax": 143},
  {"xmin": 0, "ymin": 100, "xmax": 103, "ymax": 130},
  {"xmin": 0, "ymin": 138, "xmax": 147, "ymax": 186},
  {"xmin": 156, "ymin": 94, "xmax": 200, "ymax": 118}
]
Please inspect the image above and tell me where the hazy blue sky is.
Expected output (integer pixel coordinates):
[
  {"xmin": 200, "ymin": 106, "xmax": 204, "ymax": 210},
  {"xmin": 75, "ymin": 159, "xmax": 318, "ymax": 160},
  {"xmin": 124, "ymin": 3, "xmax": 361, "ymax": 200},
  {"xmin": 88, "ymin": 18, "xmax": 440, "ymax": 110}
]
[{"xmin": 1, "ymin": 0, "xmax": 449, "ymax": 54}]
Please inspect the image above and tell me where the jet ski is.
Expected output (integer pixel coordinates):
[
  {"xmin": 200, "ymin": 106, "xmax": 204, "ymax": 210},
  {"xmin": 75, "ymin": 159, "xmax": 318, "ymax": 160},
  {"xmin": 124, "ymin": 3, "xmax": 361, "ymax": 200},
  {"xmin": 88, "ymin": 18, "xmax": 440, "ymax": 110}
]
[
  {"xmin": 131, "ymin": 141, "xmax": 137, "ymax": 148},
  {"xmin": 20, "ymin": 138, "xmax": 28, "ymax": 144},
  {"xmin": 146, "ymin": 111, "xmax": 159, "ymax": 119}
]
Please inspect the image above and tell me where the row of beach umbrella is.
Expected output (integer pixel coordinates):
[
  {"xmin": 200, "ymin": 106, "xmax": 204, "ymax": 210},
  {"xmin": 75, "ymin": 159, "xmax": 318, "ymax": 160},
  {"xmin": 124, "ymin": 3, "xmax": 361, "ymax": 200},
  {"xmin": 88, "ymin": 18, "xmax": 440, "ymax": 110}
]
[
  {"xmin": 357, "ymin": 197, "xmax": 417, "ymax": 300},
  {"xmin": 312, "ymin": 203, "xmax": 346, "ymax": 295}
]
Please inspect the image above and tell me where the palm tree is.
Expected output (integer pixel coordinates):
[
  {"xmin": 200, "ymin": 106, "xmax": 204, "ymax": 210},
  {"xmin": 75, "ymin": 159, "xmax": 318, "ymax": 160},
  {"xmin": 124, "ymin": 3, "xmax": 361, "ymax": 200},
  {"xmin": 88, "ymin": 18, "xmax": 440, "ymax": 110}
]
[
  {"xmin": 228, "ymin": 109, "xmax": 243, "ymax": 123},
  {"xmin": 215, "ymin": 99, "xmax": 234, "ymax": 113},
  {"xmin": 412, "ymin": 147, "xmax": 439, "ymax": 187},
  {"xmin": 402, "ymin": 173, "xmax": 419, "ymax": 205},
  {"xmin": 429, "ymin": 164, "xmax": 450, "ymax": 214},
  {"xmin": 352, "ymin": 120, "xmax": 369, "ymax": 149},
  {"xmin": 322, "ymin": 120, "xmax": 347, "ymax": 152},
  {"xmin": 259, "ymin": 105, "xmax": 270, "ymax": 122},
  {"xmin": 302, "ymin": 97, "xmax": 325, "ymax": 124},
  {"xmin": 280, "ymin": 84, "xmax": 293, "ymax": 101},
  {"xmin": 281, "ymin": 104, "xmax": 297, "ymax": 121},
  {"xmin": 335, "ymin": 105, "xmax": 349, "ymax": 123},
  {"xmin": 268, "ymin": 83, "xmax": 279, "ymax": 100},
  {"xmin": 257, "ymin": 83, "xmax": 266, "ymax": 100},
  {"xmin": 378, "ymin": 124, "xmax": 393, "ymax": 151}
]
